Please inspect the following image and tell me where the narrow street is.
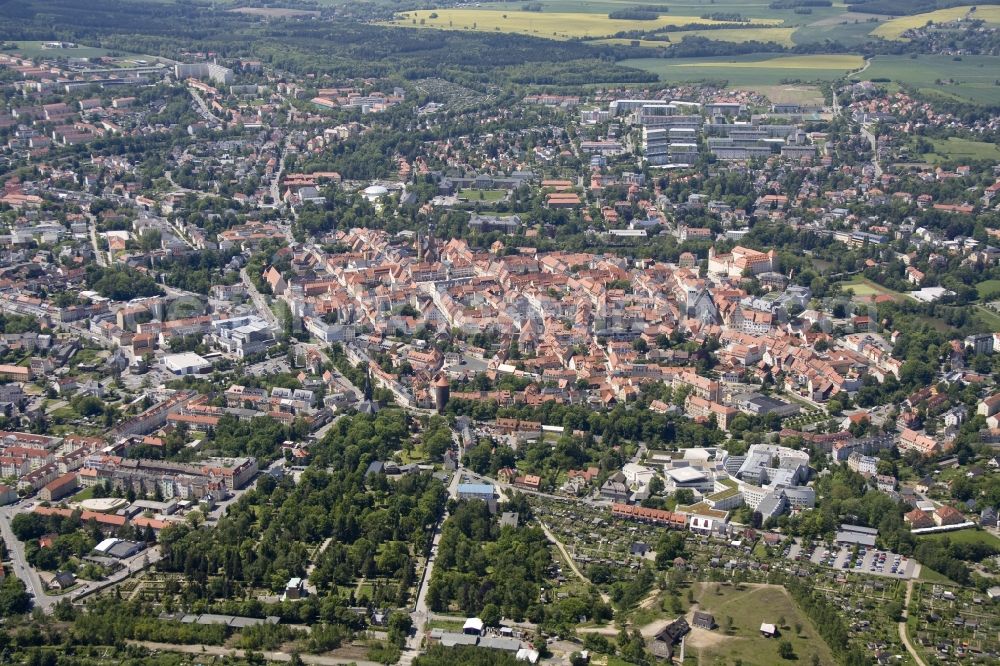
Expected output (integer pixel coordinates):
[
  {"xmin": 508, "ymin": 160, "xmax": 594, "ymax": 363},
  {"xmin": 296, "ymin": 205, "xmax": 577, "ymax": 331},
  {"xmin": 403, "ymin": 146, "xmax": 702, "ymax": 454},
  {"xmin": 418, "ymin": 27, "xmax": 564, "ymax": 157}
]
[
  {"xmin": 400, "ymin": 471, "xmax": 462, "ymax": 664},
  {"xmin": 240, "ymin": 267, "xmax": 280, "ymax": 328},
  {"xmin": 87, "ymin": 213, "xmax": 109, "ymax": 267}
]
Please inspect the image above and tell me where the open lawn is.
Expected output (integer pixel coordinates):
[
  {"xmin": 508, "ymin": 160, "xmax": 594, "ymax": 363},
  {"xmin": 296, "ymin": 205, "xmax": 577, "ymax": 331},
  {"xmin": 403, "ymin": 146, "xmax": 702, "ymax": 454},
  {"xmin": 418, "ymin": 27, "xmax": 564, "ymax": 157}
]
[
  {"xmin": 8, "ymin": 41, "xmax": 113, "ymax": 58},
  {"xmin": 622, "ymin": 54, "xmax": 863, "ymax": 87},
  {"xmin": 975, "ymin": 305, "xmax": 1000, "ymax": 331},
  {"xmin": 688, "ymin": 583, "xmax": 836, "ymax": 666},
  {"xmin": 872, "ymin": 5, "xmax": 1000, "ymax": 40},
  {"xmin": 852, "ymin": 54, "xmax": 1000, "ymax": 106},
  {"xmin": 838, "ymin": 276, "xmax": 909, "ymax": 301},
  {"xmin": 928, "ymin": 137, "xmax": 1000, "ymax": 163},
  {"xmin": 68, "ymin": 486, "xmax": 99, "ymax": 502},
  {"xmin": 918, "ymin": 566, "xmax": 956, "ymax": 585},
  {"xmin": 754, "ymin": 84, "xmax": 826, "ymax": 106},
  {"xmin": 386, "ymin": 8, "xmax": 781, "ymax": 40},
  {"xmin": 459, "ymin": 189, "xmax": 508, "ymax": 202},
  {"xmin": 976, "ymin": 279, "xmax": 1000, "ymax": 299},
  {"xmin": 918, "ymin": 528, "xmax": 1000, "ymax": 550}
]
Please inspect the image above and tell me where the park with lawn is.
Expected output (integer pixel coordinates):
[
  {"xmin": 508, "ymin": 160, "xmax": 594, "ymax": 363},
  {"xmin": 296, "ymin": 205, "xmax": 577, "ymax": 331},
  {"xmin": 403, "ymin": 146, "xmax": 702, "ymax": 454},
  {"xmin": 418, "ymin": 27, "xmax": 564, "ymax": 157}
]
[{"xmin": 684, "ymin": 582, "xmax": 837, "ymax": 666}]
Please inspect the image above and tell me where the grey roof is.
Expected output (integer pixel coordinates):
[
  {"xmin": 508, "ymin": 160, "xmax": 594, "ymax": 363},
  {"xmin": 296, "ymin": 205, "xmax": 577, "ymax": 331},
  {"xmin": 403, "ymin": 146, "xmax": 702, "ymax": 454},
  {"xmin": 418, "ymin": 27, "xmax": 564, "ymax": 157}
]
[
  {"xmin": 478, "ymin": 636, "xmax": 522, "ymax": 651},
  {"xmin": 439, "ymin": 632, "xmax": 478, "ymax": 647},
  {"xmin": 835, "ymin": 530, "xmax": 876, "ymax": 547},
  {"xmin": 839, "ymin": 524, "xmax": 878, "ymax": 535}
]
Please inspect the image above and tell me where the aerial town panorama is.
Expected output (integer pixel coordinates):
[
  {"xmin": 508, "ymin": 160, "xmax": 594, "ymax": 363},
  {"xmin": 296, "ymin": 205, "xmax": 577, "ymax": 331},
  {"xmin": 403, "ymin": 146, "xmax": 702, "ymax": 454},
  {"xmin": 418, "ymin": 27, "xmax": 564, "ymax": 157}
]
[{"xmin": 0, "ymin": 0, "xmax": 999, "ymax": 665}]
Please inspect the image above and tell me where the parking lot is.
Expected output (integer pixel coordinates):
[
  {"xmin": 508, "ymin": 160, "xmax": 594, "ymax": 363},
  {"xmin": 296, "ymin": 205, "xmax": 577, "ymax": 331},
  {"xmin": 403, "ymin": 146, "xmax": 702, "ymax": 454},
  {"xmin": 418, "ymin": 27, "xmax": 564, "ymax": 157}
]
[{"xmin": 799, "ymin": 542, "xmax": 917, "ymax": 579}]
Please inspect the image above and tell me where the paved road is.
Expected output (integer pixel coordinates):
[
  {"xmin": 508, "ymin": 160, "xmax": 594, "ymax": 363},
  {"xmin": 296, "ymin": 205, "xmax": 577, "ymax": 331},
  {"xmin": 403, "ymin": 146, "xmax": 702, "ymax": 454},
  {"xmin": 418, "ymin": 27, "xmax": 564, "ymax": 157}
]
[
  {"xmin": 401, "ymin": 472, "xmax": 462, "ymax": 664},
  {"xmin": 240, "ymin": 268, "xmax": 280, "ymax": 328},
  {"xmin": 187, "ymin": 87, "xmax": 224, "ymax": 125},
  {"xmin": 206, "ymin": 456, "xmax": 287, "ymax": 523},
  {"xmin": 86, "ymin": 213, "xmax": 108, "ymax": 267},
  {"xmin": 128, "ymin": 641, "xmax": 380, "ymax": 665},
  {"xmin": 0, "ymin": 504, "xmax": 54, "ymax": 610},
  {"xmin": 898, "ymin": 578, "xmax": 927, "ymax": 666},
  {"xmin": 75, "ymin": 545, "xmax": 163, "ymax": 602}
]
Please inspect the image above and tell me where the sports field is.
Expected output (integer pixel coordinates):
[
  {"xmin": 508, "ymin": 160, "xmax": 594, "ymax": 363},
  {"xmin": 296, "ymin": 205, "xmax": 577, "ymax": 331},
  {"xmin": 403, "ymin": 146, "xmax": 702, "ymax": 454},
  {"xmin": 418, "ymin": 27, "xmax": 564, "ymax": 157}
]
[
  {"xmin": 853, "ymin": 54, "xmax": 1000, "ymax": 106},
  {"xmin": 872, "ymin": 5, "xmax": 1000, "ymax": 40},
  {"xmin": 388, "ymin": 8, "xmax": 781, "ymax": 40},
  {"xmin": 622, "ymin": 54, "xmax": 863, "ymax": 86}
]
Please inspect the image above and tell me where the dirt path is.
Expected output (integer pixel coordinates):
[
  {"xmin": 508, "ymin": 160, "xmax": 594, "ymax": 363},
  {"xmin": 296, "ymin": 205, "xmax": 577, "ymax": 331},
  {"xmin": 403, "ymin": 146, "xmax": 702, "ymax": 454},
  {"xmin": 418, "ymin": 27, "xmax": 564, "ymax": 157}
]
[
  {"xmin": 127, "ymin": 641, "xmax": 380, "ymax": 665},
  {"xmin": 898, "ymin": 579, "xmax": 928, "ymax": 666},
  {"xmin": 538, "ymin": 520, "xmax": 611, "ymax": 605}
]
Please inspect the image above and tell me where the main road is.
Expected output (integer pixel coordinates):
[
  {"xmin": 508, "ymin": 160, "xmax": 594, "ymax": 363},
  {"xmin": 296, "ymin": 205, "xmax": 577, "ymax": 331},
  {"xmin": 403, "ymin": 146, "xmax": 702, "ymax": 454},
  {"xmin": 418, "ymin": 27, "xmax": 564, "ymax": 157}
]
[
  {"xmin": 0, "ymin": 504, "xmax": 54, "ymax": 610},
  {"xmin": 1, "ymin": 502, "xmax": 166, "ymax": 611},
  {"xmin": 240, "ymin": 267, "xmax": 280, "ymax": 328}
]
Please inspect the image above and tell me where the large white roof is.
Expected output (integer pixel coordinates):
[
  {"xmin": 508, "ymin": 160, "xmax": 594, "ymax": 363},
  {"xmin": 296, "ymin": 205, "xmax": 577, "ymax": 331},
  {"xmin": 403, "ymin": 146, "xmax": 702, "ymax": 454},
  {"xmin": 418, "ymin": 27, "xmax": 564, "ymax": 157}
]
[{"xmin": 666, "ymin": 467, "xmax": 707, "ymax": 483}]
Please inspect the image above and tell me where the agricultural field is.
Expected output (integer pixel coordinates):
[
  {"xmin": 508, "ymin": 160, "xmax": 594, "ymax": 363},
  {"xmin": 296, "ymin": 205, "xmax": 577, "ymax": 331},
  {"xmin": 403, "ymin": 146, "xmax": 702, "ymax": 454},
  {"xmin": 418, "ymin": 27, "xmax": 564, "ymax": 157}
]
[
  {"xmin": 386, "ymin": 9, "xmax": 782, "ymax": 40},
  {"xmin": 872, "ymin": 5, "xmax": 1000, "ymax": 40},
  {"xmin": 622, "ymin": 54, "xmax": 864, "ymax": 87},
  {"xmin": 791, "ymin": 11, "xmax": 891, "ymax": 46},
  {"xmin": 598, "ymin": 26, "xmax": 797, "ymax": 47},
  {"xmin": 473, "ymin": 0, "xmax": 844, "ymax": 23},
  {"xmin": 927, "ymin": 137, "xmax": 1000, "ymax": 164},
  {"xmin": 854, "ymin": 54, "xmax": 1000, "ymax": 105},
  {"xmin": 687, "ymin": 583, "xmax": 837, "ymax": 666}
]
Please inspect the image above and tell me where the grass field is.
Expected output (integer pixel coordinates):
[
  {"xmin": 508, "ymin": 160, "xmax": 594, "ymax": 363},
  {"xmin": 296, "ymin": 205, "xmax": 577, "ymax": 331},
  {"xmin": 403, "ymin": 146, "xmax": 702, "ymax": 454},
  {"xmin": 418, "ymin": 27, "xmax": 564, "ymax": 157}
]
[
  {"xmin": 976, "ymin": 279, "xmax": 1000, "ymax": 299},
  {"xmin": 918, "ymin": 529, "xmax": 1000, "ymax": 550},
  {"xmin": 459, "ymin": 189, "xmax": 508, "ymax": 202},
  {"xmin": 976, "ymin": 306, "xmax": 1000, "ymax": 331},
  {"xmin": 928, "ymin": 137, "xmax": 1000, "ymax": 163},
  {"xmin": 622, "ymin": 54, "xmax": 863, "ymax": 86},
  {"xmin": 854, "ymin": 54, "xmax": 1000, "ymax": 105},
  {"xmin": 387, "ymin": 8, "xmax": 781, "ymax": 40},
  {"xmin": 918, "ymin": 566, "xmax": 956, "ymax": 585},
  {"xmin": 8, "ymin": 41, "xmax": 113, "ymax": 58},
  {"xmin": 754, "ymin": 84, "xmax": 825, "ymax": 106},
  {"xmin": 872, "ymin": 5, "xmax": 1000, "ymax": 40},
  {"xmin": 838, "ymin": 276, "xmax": 910, "ymax": 301},
  {"xmin": 690, "ymin": 583, "xmax": 836, "ymax": 666}
]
